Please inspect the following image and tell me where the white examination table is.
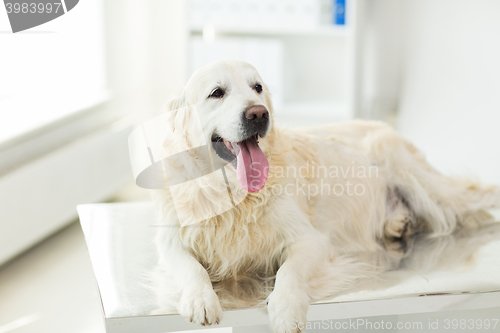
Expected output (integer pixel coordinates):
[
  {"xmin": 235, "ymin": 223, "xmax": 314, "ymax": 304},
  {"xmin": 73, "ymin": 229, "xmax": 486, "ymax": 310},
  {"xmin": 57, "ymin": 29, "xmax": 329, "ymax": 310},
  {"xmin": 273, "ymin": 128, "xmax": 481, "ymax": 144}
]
[{"xmin": 77, "ymin": 202, "xmax": 500, "ymax": 333}]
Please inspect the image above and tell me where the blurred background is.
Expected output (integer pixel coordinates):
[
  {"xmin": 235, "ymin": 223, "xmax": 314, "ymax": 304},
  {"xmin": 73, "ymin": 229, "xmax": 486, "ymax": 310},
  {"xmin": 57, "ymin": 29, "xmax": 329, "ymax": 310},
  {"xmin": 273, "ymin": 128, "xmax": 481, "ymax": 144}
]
[{"xmin": 0, "ymin": 0, "xmax": 499, "ymax": 332}]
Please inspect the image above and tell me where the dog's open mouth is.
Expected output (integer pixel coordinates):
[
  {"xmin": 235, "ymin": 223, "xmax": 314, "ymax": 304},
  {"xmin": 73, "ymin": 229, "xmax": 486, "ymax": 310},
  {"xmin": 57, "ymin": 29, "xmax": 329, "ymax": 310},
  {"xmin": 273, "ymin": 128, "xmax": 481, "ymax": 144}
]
[{"xmin": 212, "ymin": 133, "xmax": 269, "ymax": 193}]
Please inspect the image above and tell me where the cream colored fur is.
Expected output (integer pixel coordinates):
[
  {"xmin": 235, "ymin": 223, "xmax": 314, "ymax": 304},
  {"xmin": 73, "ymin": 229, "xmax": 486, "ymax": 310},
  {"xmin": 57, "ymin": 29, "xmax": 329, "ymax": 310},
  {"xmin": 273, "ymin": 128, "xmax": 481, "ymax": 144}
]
[{"xmin": 150, "ymin": 60, "xmax": 500, "ymax": 332}]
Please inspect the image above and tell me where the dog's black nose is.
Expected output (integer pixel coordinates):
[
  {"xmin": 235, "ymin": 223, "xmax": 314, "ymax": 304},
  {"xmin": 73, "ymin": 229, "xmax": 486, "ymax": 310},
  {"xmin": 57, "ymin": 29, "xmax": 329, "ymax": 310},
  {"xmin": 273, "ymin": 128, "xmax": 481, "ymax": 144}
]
[
  {"xmin": 242, "ymin": 105, "xmax": 269, "ymax": 138},
  {"xmin": 245, "ymin": 105, "xmax": 269, "ymax": 122}
]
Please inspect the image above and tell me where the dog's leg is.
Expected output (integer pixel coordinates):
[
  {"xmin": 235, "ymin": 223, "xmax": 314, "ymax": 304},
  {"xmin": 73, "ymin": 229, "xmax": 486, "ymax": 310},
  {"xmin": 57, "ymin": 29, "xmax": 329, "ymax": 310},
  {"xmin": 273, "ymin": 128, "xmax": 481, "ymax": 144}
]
[
  {"xmin": 383, "ymin": 188, "xmax": 419, "ymax": 258},
  {"xmin": 155, "ymin": 230, "xmax": 222, "ymax": 326},
  {"xmin": 267, "ymin": 234, "xmax": 329, "ymax": 333},
  {"xmin": 376, "ymin": 131, "xmax": 500, "ymax": 236},
  {"xmin": 406, "ymin": 174, "xmax": 500, "ymax": 235}
]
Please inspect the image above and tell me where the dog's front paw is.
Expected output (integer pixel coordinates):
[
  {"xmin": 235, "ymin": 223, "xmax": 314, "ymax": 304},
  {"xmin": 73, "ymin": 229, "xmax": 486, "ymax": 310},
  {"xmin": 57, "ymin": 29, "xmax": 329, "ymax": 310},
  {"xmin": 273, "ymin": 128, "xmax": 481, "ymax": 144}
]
[
  {"xmin": 178, "ymin": 286, "xmax": 222, "ymax": 326},
  {"xmin": 267, "ymin": 288, "xmax": 309, "ymax": 333}
]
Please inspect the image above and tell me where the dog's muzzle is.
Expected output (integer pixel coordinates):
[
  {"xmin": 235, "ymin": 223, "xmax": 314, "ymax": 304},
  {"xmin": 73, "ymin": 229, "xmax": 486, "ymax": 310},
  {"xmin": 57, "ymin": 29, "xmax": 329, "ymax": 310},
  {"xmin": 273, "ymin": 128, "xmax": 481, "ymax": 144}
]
[{"xmin": 242, "ymin": 105, "xmax": 269, "ymax": 138}]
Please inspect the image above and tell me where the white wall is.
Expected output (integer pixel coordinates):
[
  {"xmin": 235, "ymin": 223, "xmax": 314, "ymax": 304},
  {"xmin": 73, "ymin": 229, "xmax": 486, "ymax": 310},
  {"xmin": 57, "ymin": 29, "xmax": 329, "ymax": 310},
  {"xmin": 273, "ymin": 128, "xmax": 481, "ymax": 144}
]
[
  {"xmin": 397, "ymin": 0, "xmax": 500, "ymax": 185},
  {"xmin": 103, "ymin": 0, "xmax": 187, "ymax": 120},
  {"xmin": 359, "ymin": 0, "xmax": 405, "ymax": 120}
]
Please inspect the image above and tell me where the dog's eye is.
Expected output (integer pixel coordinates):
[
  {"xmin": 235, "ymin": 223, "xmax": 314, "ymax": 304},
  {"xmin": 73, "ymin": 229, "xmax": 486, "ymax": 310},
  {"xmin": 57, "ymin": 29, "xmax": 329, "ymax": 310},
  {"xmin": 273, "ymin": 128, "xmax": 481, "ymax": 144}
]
[
  {"xmin": 254, "ymin": 84, "xmax": 263, "ymax": 93},
  {"xmin": 209, "ymin": 88, "xmax": 225, "ymax": 99}
]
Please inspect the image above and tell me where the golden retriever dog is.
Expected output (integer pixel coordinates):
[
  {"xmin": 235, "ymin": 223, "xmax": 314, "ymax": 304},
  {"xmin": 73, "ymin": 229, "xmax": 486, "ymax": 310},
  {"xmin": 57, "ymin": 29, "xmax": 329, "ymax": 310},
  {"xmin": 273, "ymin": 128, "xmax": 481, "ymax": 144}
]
[{"xmin": 150, "ymin": 60, "xmax": 500, "ymax": 332}]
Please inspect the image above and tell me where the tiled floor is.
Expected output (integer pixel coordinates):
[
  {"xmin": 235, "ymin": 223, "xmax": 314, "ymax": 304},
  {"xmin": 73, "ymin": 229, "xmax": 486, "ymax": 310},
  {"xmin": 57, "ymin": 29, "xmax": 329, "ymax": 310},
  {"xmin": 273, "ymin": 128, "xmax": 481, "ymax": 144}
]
[{"xmin": 0, "ymin": 183, "xmax": 229, "ymax": 333}]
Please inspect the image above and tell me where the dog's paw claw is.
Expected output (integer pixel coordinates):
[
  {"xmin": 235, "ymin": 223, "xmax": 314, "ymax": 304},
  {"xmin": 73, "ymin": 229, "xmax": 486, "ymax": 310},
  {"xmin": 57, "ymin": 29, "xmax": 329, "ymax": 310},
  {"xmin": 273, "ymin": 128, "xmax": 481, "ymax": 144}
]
[{"xmin": 178, "ymin": 287, "xmax": 222, "ymax": 326}]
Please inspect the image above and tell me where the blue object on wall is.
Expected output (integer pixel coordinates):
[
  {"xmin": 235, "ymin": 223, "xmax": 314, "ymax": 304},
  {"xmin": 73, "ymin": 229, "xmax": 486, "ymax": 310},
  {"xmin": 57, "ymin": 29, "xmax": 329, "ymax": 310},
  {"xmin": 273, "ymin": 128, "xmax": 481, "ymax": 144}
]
[{"xmin": 334, "ymin": 0, "xmax": 346, "ymax": 25}]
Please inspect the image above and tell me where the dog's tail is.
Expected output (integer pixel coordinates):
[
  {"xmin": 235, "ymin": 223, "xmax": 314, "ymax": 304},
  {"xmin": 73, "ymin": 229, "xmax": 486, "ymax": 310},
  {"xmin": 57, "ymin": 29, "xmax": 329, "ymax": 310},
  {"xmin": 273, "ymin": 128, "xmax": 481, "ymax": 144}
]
[
  {"xmin": 451, "ymin": 179, "xmax": 500, "ymax": 211},
  {"xmin": 390, "ymin": 134, "xmax": 500, "ymax": 235},
  {"xmin": 400, "ymin": 172, "xmax": 500, "ymax": 237},
  {"xmin": 452, "ymin": 180, "xmax": 500, "ymax": 229}
]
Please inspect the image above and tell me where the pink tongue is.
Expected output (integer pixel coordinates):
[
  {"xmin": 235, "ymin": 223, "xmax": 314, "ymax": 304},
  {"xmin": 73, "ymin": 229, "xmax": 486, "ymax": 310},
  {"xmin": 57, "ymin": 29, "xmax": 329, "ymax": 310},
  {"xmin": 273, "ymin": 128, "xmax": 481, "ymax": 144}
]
[{"xmin": 233, "ymin": 137, "xmax": 269, "ymax": 192}]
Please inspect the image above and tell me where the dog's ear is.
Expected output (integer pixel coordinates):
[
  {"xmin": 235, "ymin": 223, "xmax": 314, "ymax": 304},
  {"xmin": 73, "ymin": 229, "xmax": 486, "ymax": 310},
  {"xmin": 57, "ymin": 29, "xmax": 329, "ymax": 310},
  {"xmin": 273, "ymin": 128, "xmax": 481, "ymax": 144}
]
[
  {"xmin": 263, "ymin": 83, "xmax": 274, "ymax": 115},
  {"xmin": 162, "ymin": 89, "xmax": 188, "ymax": 133},
  {"xmin": 163, "ymin": 89, "xmax": 187, "ymax": 114},
  {"xmin": 162, "ymin": 89, "xmax": 205, "ymax": 150}
]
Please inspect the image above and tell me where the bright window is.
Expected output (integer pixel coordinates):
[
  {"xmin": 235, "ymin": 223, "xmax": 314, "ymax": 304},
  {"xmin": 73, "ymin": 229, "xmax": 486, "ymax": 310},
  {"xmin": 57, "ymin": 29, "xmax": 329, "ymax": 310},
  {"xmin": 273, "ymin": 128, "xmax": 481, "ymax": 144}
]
[{"xmin": 0, "ymin": 0, "xmax": 106, "ymax": 145}]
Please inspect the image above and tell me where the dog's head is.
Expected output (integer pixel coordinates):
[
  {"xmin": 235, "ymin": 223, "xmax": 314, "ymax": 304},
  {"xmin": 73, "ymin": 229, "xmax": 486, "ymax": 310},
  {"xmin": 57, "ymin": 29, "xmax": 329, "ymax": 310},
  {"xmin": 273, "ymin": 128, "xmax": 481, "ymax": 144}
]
[{"xmin": 166, "ymin": 60, "xmax": 275, "ymax": 193}]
